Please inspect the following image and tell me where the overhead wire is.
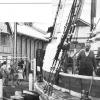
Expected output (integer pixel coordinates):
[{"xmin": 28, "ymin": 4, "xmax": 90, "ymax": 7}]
[
  {"xmin": 52, "ymin": 0, "xmax": 67, "ymax": 37},
  {"xmin": 49, "ymin": 0, "xmax": 62, "ymax": 39},
  {"xmin": 95, "ymin": 17, "xmax": 100, "ymax": 29}
]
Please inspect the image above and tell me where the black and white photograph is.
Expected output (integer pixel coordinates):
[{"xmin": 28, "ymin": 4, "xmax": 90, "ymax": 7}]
[{"xmin": 0, "ymin": 0, "xmax": 100, "ymax": 100}]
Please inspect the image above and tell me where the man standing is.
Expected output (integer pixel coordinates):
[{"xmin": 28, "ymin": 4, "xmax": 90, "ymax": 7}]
[
  {"xmin": 77, "ymin": 42, "xmax": 96, "ymax": 76},
  {"xmin": 61, "ymin": 50, "xmax": 73, "ymax": 73}
]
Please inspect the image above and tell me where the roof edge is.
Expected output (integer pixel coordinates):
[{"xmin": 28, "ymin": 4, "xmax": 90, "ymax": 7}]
[
  {"xmin": 76, "ymin": 18, "xmax": 90, "ymax": 27},
  {"xmin": 5, "ymin": 22, "xmax": 13, "ymax": 35}
]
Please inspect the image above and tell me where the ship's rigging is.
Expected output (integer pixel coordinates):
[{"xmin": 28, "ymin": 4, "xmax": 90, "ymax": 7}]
[
  {"xmin": 47, "ymin": 0, "xmax": 62, "ymax": 40},
  {"xmin": 44, "ymin": 0, "xmax": 85, "ymax": 95}
]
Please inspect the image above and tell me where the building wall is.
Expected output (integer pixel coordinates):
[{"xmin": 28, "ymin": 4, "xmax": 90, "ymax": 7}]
[
  {"xmin": 0, "ymin": 22, "xmax": 48, "ymax": 70},
  {"xmin": 0, "ymin": 23, "xmax": 12, "ymax": 58},
  {"xmin": 22, "ymin": 36, "xmax": 26, "ymax": 57},
  {"xmin": 16, "ymin": 34, "xmax": 47, "ymax": 60},
  {"xmin": 17, "ymin": 35, "xmax": 21, "ymax": 57},
  {"xmin": 31, "ymin": 39, "xmax": 35, "ymax": 60},
  {"xmin": 34, "ymin": 40, "xmax": 38, "ymax": 59},
  {"xmin": 73, "ymin": 26, "xmax": 90, "ymax": 43},
  {"xmin": 0, "ymin": 23, "xmax": 12, "ymax": 67},
  {"xmin": 27, "ymin": 38, "xmax": 31, "ymax": 60}
]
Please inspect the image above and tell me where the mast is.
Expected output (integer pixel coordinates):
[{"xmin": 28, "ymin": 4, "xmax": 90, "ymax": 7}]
[
  {"xmin": 90, "ymin": 0, "xmax": 96, "ymax": 31},
  {"xmin": 49, "ymin": 0, "xmax": 61, "ymax": 38},
  {"xmin": 47, "ymin": 0, "xmax": 66, "ymax": 41}
]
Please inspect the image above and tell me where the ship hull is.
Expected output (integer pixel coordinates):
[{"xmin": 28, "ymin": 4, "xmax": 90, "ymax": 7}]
[{"xmin": 43, "ymin": 70, "xmax": 100, "ymax": 98}]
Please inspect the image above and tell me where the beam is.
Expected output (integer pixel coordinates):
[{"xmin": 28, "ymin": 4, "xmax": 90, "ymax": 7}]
[
  {"xmin": 14, "ymin": 22, "xmax": 17, "ymax": 61},
  {"xmin": 30, "ymin": 39, "xmax": 31, "ymax": 60}
]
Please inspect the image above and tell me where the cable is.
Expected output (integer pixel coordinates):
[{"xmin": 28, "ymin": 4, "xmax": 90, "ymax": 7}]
[
  {"xmin": 80, "ymin": 78, "xmax": 83, "ymax": 99},
  {"xmin": 44, "ymin": 0, "xmax": 85, "ymax": 95},
  {"xmin": 95, "ymin": 17, "xmax": 100, "ymax": 28},
  {"xmin": 49, "ymin": 0, "xmax": 62, "ymax": 38},
  {"xmin": 88, "ymin": 72, "xmax": 94, "ymax": 96}
]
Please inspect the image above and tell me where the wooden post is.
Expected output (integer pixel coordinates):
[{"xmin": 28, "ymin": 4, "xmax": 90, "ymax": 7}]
[
  {"xmin": 33, "ymin": 59, "xmax": 36, "ymax": 89},
  {"xmin": 21, "ymin": 35, "xmax": 22, "ymax": 58},
  {"xmin": 26, "ymin": 38, "xmax": 28, "ymax": 80},
  {"xmin": 30, "ymin": 39, "xmax": 31, "ymax": 61},
  {"xmin": 14, "ymin": 22, "xmax": 17, "ymax": 61},
  {"xmin": 73, "ymin": 49, "xmax": 77, "ymax": 74},
  {"xmin": 29, "ymin": 73, "xmax": 33, "ymax": 91},
  {"xmin": 0, "ymin": 79, "xmax": 3, "ymax": 98}
]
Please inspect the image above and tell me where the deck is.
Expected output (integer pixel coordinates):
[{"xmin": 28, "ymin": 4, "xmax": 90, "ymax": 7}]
[{"xmin": 35, "ymin": 81, "xmax": 80, "ymax": 100}]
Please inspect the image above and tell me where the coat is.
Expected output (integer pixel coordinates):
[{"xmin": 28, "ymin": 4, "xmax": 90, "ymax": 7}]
[
  {"xmin": 61, "ymin": 51, "xmax": 73, "ymax": 73},
  {"xmin": 77, "ymin": 49, "xmax": 96, "ymax": 76}
]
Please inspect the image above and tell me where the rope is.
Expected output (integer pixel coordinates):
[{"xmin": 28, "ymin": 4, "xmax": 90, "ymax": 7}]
[
  {"xmin": 88, "ymin": 72, "xmax": 94, "ymax": 96},
  {"xmin": 96, "ymin": 17, "xmax": 100, "ymax": 28},
  {"xmin": 44, "ymin": 0, "xmax": 85, "ymax": 95},
  {"xmin": 50, "ymin": 0, "xmax": 62, "ymax": 38},
  {"xmin": 80, "ymin": 78, "xmax": 83, "ymax": 98}
]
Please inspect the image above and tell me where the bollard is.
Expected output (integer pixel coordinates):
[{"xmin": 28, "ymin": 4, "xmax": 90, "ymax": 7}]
[
  {"xmin": 33, "ymin": 59, "xmax": 36, "ymax": 90},
  {"xmin": 0, "ymin": 79, "xmax": 3, "ymax": 98},
  {"xmin": 29, "ymin": 73, "xmax": 33, "ymax": 91},
  {"xmin": 33, "ymin": 59, "xmax": 36, "ymax": 83}
]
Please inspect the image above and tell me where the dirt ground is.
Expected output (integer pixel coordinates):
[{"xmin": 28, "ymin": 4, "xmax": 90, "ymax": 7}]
[
  {"xmin": 3, "ymin": 80, "xmax": 29, "ymax": 99},
  {"xmin": 3, "ymin": 80, "xmax": 100, "ymax": 100}
]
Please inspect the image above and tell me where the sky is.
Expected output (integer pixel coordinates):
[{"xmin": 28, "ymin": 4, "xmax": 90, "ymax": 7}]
[
  {"xmin": 0, "ymin": 0, "xmax": 52, "ymax": 3},
  {"xmin": 0, "ymin": 0, "xmax": 100, "ymax": 31},
  {"xmin": 0, "ymin": 0, "xmax": 53, "ymax": 25},
  {"xmin": 80, "ymin": 0, "xmax": 100, "ymax": 24}
]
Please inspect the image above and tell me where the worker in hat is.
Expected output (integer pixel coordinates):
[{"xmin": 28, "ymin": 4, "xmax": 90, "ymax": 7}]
[{"xmin": 77, "ymin": 42, "xmax": 96, "ymax": 76}]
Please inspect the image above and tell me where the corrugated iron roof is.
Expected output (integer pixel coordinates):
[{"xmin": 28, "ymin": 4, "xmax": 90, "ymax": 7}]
[{"xmin": 9, "ymin": 23, "xmax": 49, "ymax": 41}]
